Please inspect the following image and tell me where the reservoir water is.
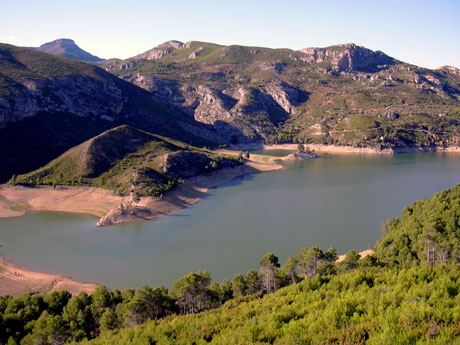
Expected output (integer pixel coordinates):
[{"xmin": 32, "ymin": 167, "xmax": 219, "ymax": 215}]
[{"xmin": 1, "ymin": 152, "xmax": 460, "ymax": 289}]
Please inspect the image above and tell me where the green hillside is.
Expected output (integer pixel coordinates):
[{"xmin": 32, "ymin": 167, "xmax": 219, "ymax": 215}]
[
  {"xmin": 79, "ymin": 266, "xmax": 460, "ymax": 345},
  {"xmin": 3, "ymin": 184, "xmax": 460, "ymax": 344},
  {"xmin": 375, "ymin": 185, "xmax": 460, "ymax": 267},
  {"xmin": 13, "ymin": 125, "xmax": 240, "ymax": 198},
  {"xmin": 0, "ymin": 43, "xmax": 217, "ymax": 183}
]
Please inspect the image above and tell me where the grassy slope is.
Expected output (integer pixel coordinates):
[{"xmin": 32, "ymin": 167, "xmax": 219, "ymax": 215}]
[
  {"xmin": 107, "ymin": 41, "xmax": 460, "ymax": 148},
  {"xmin": 14, "ymin": 125, "xmax": 240, "ymax": 197}
]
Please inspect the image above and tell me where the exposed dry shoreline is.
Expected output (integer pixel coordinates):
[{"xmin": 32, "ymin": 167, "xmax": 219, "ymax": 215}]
[
  {"xmin": 234, "ymin": 143, "xmax": 460, "ymax": 154},
  {"xmin": 96, "ymin": 161, "xmax": 283, "ymax": 226},
  {"xmin": 0, "ymin": 157, "xmax": 285, "ymax": 295},
  {"xmin": 0, "ymin": 256, "xmax": 98, "ymax": 297},
  {"xmin": 3, "ymin": 143, "xmax": 456, "ymax": 224},
  {"xmin": 0, "ymin": 157, "xmax": 283, "ymax": 227},
  {"xmin": 336, "ymin": 249, "xmax": 375, "ymax": 262}
]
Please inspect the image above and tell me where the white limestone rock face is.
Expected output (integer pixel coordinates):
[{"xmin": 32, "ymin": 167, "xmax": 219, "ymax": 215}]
[
  {"xmin": 134, "ymin": 40, "xmax": 185, "ymax": 60},
  {"xmin": 299, "ymin": 43, "xmax": 396, "ymax": 72}
]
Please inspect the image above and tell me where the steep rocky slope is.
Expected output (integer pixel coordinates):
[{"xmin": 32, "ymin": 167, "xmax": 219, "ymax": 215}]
[{"xmin": 105, "ymin": 41, "xmax": 460, "ymax": 148}]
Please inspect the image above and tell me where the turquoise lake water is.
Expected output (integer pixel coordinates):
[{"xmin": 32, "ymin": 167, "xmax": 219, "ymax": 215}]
[{"xmin": 1, "ymin": 152, "xmax": 459, "ymax": 289}]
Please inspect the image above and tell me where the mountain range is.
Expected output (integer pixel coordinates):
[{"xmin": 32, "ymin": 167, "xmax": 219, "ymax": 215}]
[
  {"xmin": 1, "ymin": 38, "xmax": 460, "ymax": 182},
  {"xmin": 106, "ymin": 40, "xmax": 460, "ymax": 147}
]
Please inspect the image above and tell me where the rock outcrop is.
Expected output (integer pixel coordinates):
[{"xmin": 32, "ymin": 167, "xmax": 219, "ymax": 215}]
[
  {"xmin": 0, "ymin": 75, "xmax": 123, "ymax": 128},
  {"xmin": 123, "ymin": 73, "xmax": 309, "ymax": 143},
  {"xmin": 134, "ymin": 40, "xmax": 185, "ymax": 60},
  {"xmin": 299, "ymin": 43, "xmax": 396, "ymax": 72}
]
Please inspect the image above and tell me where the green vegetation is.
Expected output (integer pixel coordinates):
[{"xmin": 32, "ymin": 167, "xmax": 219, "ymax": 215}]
[
  {"xmin": 375, "ymin": 184, "xmax": 460, "ymax": 267},
  {"xmin": 3, "ymin": 184, "xmax": 460, "ymax": 344},
  {"xmin": 14, "ymin": 125, "xmax": 240, "ymax": 198},
  {"xmin": 79, "ymin": 266, "xmax": 460, "ymax": 345},
  {"xmin": 0, "ymin": 44, "xmax": 104, "ymax": 94}
]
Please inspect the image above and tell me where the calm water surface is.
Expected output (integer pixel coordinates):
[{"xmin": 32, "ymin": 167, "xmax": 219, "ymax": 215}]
[{"xmin": 1, "ymin": 152, "xmax": 459, "ymax": 289}]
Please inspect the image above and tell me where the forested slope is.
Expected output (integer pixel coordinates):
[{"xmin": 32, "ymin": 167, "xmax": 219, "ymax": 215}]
[{"xmin": 3, "ymin": 185, "xmax": 460, "ymax": 344}]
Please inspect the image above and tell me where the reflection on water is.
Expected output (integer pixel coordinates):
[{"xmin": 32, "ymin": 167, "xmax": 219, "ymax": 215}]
[{"xmin": 1, "ymin": 152, "xmax": 459, "ymax": 289}]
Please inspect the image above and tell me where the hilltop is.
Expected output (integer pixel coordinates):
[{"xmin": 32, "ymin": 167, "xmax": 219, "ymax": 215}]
[
  {"xmin": 105, "ymin": 40, "xmax": 460, "ymax": 148},
  {"xmin": 35, "ymin": 38, "xmax": 104, "ymax": 63},
  {"xmin": 14, "ymin": 125, "xmax": 241, "ymax": 198}
]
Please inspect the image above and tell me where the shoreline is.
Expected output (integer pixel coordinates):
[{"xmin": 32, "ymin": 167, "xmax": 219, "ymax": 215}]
[
  {"xmin": 0, "ymin": 248, "xmax": 376, "ymax": 297},
  {"xmin": 0, "ymin": 256, "xmax": 98, "ymax": 297},
  {"xmin": 96, "ymin": 161, "xmax": 283, "ymax": 226},
  {"xmin": 231, "ymin": 143, "xmax": 460, "ymax": 155},
  {"xmin": 336, "ymin": 249, "xmax": 375, "ymax": 262},
  {"xmin": 0, "ymin": 156, "xmax": 284, "ymax": 227}
]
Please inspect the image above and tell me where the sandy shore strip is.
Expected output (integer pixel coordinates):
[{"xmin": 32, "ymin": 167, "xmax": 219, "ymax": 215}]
[
  {"xmin": 262, "ymin": 144, "xmax": 393, "ymax": 154},
  {"xmin": 336, "ymin": 249, "xmax": 375, "ymax": 262},
  {"xmin": 0, "ymin": 185, "xmax": 128, "ymax": 219},
  {"xmin": 0, "ymin": 257, "xmax": 98, "ymax": 297},
  {"xmin": 260, "ymin": 144, "xmax": 460, "ymax": 154}
]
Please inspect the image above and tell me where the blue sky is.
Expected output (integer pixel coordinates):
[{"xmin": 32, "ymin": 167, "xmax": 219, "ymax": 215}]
[{"xmin": 1, "ymin": 0, "xmax": 459, "ymax": 68}]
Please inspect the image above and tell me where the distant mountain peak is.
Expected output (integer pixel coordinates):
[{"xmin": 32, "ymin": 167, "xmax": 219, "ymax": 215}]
[
  {"xmin": 36, "ymin": 38, "xmax": 103, "ymax": 63},
  {"xmin": 158, "ymin": 40, "xmax": 184, "ymax": 49},
  {"xmin": 43, "ymin": 38, "xmax": 75, "ymax": 45}
]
